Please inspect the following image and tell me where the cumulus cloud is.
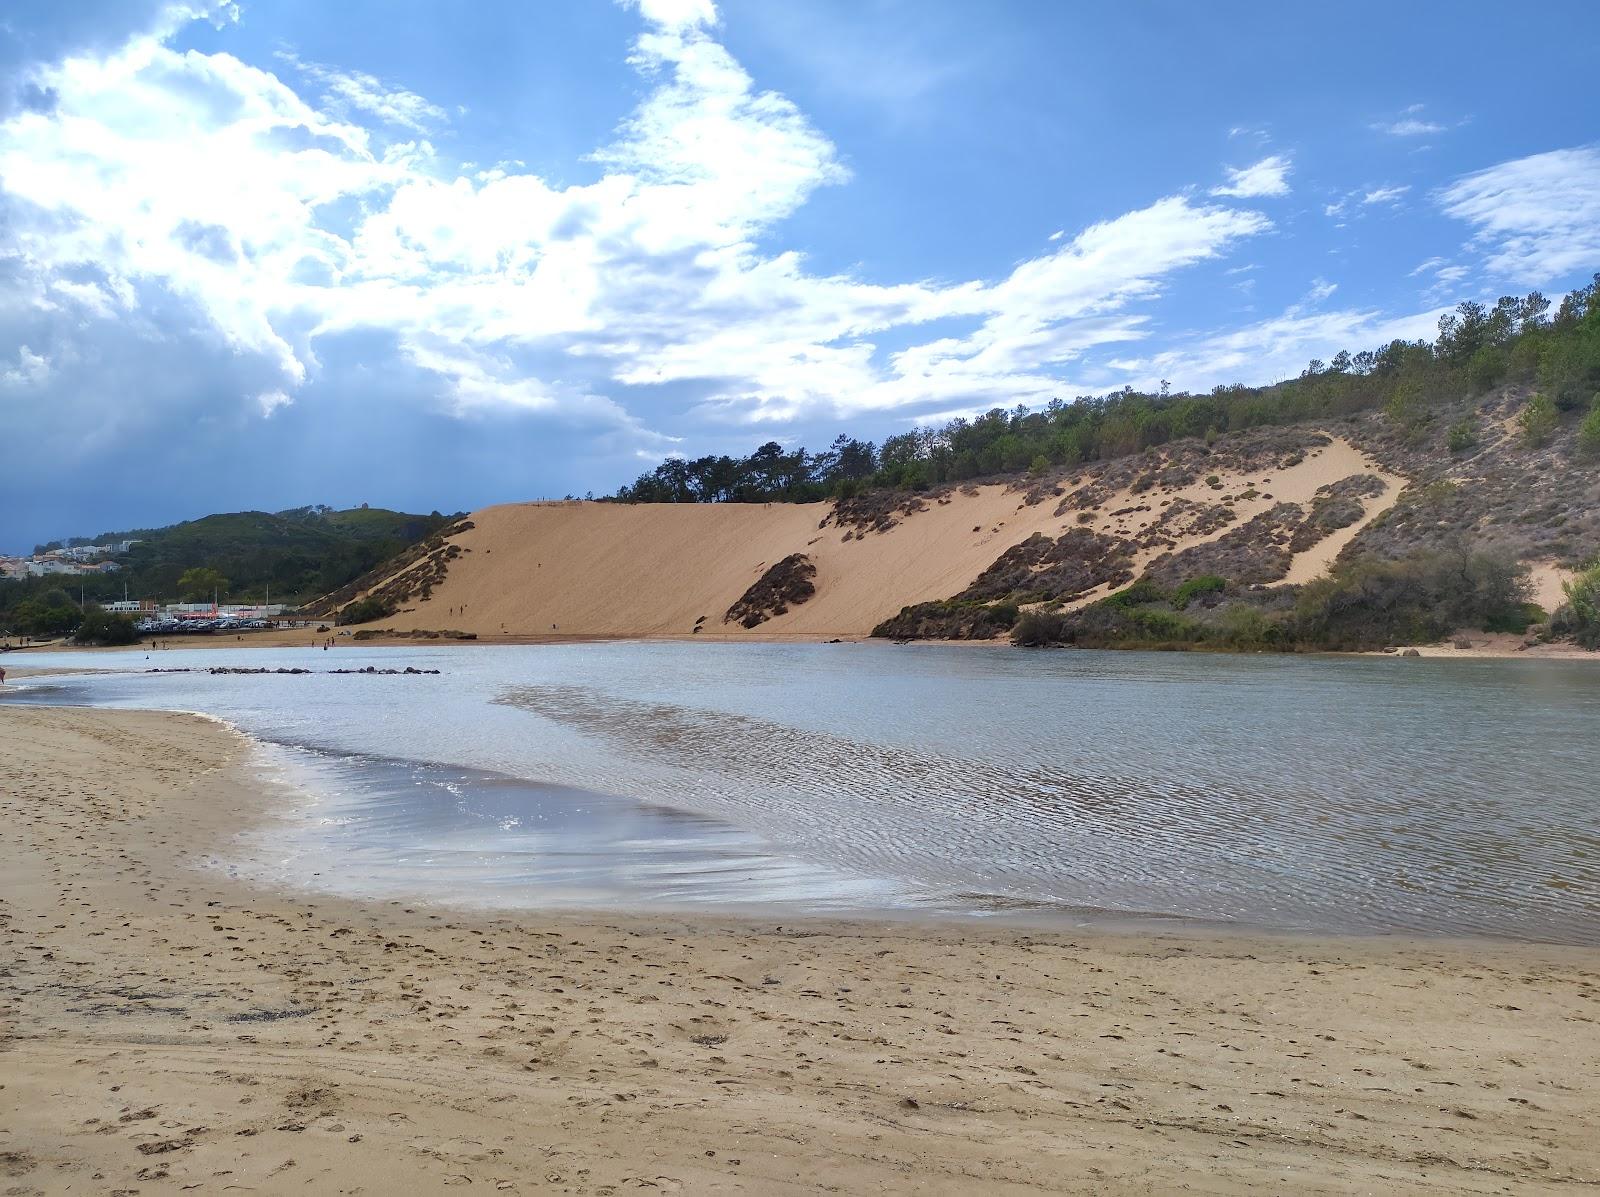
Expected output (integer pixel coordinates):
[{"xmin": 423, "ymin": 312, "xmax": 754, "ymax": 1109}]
[
  {"xmin": 1, "ymin": 0, "xmax": 1290, "ymax": 543},
  {"xmin": 1438, "ymin": 145, "xmax": 1600, "ymax": 283},
  {"xmin": 1210, "ymin": 154, "xmax": 1291, "ymax": 199}
]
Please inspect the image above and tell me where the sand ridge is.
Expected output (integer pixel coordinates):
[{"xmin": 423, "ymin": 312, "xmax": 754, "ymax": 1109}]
[
  {"xmin": 3, "ymin": 701, "xmax": 1599, "ymax": 1194},
  {"xmin": 358, "ymin": 436, "xmax": 1402, "ymax": 641}
]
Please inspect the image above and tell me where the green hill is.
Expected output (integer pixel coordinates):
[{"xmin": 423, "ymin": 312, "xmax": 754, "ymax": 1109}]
[{"xmin": 6, "ymin": 505, "xmax": 457, "ymax": 614}]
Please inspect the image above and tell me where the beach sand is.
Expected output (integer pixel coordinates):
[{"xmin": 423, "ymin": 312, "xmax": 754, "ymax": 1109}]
[{"xmin": 2, "ymin": 704, "xmax": 1597, "ymax": 1194}]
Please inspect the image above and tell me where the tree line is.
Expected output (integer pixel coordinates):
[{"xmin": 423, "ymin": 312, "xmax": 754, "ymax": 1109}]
[{"xmin": 610, "ymin": 276, "xmax": 1600, "ymax": 503}]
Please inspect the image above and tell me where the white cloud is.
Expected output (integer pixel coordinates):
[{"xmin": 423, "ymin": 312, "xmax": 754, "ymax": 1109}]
[
  {"xmin": 1210, "ymin": 154, "xmax": 1291, "ymax": 199},
  {"xmin": 1111, "ymin": 302, "xmax": 1446, "ymax": 393},
  {"xmin": 1361, "ymin": 184, "xmax": 1409, "ymax": 205},
  {"xmin": 0, "ymin": 0, "xmax": 1279, "ymax": 465},
  {"xmin": 256, "ymin": 388, "xmax": 293, "ymax": 415},
  {"xmin": 276, "ymin": 52, "xmax": 448, "ymax": 134},
  {"xmin": 1438, "ymin": 145, "xmax": 1600, "ymax": 283},
  {"xmin": 1374, "ymin": 104, "xmax": 1445, "ymax": 137},
  {"xmin": 630, "ymin": 0, "xmax": 719, "ymax": 32},
  {"xmin": 1326, "ymin": 183, "xmax": 1409, "ymax": 221},
  {"xmin": 1377, "ymin": 118, "xmax": 1443, "ymax": 137},
  {"xmin": 1, "ymin": 345, "xmax": 51, "ymax": 388}
]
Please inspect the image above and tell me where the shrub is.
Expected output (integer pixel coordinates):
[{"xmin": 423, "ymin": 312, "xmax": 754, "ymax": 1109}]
[
  {"xmin": 1446, "ymin": 418, "xmax": 1479, "ymax": 454},
  {"xmin": 1102, "ymin": 579, "xmax": 1166, "ymax": 609},
  {"xmin": 1293, "ymin": 548, "xmax": 1530, "ymax": 650},
  {"xmin": 1172, "ymin": 574, "xmax": 1227, "ymax": 609},
  {"xmin": 1577, "ymin": 395, "xmax": 1600, "ymax": 459},
  {"xmin": 337, "ymin": 596, "xmax": 392, "ymax": 625},
  {"xmin": 1011, "ymin": 610, "xmax": 1071, "ymax": 647},
  {"xmin": 72, "ymin": 606, "xmax": 139, "ymax": 646},
  {"xmin": 1483, "ymin": 602, "xmax": 1546, "ymax": 634},
  {"xmin": 1519, "ymin": 393, "xmax": 1558, "ymax": 448},
  {"xmin": 1557, "ymin": 561, "xmax": 1600, "ymax": 648}
]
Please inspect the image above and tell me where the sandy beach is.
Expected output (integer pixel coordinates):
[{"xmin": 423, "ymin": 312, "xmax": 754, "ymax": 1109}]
[{"xmin": 1, "ymin": 702, "xmax": 1597, "ymax": 1194}]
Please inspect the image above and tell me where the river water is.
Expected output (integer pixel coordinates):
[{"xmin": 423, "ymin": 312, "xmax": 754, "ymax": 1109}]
[{"xmin": 6, "ymin": 641, "xmax": 1598, "ymax": 943}]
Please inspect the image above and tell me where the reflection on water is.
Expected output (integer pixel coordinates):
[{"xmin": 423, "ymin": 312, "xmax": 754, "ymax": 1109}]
[
  {"xmin": 229, "ymin": 744, "xmax": 908, "ymax": 912},
  {"xmin": 6, "ymin": 641, "xmax": 1599, "ymax": 942}
]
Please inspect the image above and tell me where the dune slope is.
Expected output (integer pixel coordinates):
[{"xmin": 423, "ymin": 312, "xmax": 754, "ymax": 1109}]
[{"xmin": 362, "ymin": 435, "xmax": 1401, "ymax": 640}]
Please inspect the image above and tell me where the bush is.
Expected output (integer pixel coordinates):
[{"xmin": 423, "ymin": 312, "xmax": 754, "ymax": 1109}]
[
  {"xmin": 67, "ymin": 605, "xmax": 139, "ymax": 646},
  {"xmin": 73, "ymin": 606, "xmax": 140, "ymax": 646},
  {"xmin": 1293, "ymin": 548, "xmax": 1530, "ymax": 649},
  {"xmin": 1577, "ymin": 395, "xmax": 1600, "ymax": 459},
  {"xmin": 1011, "ymin": 610, "xmax": 1071, "ymax": 647},
  {"xmin": 1446, "ymin": 418, "xmax": 1479, "ymax": 454},
  {"xmin": 1519, "ymin": 393, "xmax": 1559, "ymax": 448},
  {"xmin": 337, "ymin": 596, "xmax": 392, "ymax": 625},
  {"xmin": 1103, "ymin": 579, "xmax": 1166, "ymax": 608},
  {"xmin": 1556, "ymin": 561, "xmax": 1600, "ymax": 647},
  {"xmin": 1172, "ymin": 574, "xmax": 1227, "ymax": 609}
]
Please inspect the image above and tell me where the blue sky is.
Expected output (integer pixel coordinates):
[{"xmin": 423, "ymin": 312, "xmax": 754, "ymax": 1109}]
[{"xmin": 1, "ymin": 0, "xmax": 1597, "ymax": 551}]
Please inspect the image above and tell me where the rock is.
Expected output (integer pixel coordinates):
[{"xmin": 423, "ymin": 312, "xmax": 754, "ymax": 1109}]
[{"xmin": 1401, "ymin": 648, "xmax": 1422, "ymax": 658}]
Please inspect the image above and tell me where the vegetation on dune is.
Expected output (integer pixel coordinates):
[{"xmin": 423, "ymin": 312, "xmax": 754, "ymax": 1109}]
[
  {"xmin": 336, "ymin": 596, "xmax": 394, "ymax": 626},
  {"xmin": 611, "ymin": 277, "xmax": 1600, "ymax": 504},
  {"xmin": 1003, "ymin": 549, "xmax": 1536, "ymax": 653},
  {"xmin": 1555, "ymin": 560, "xmax": 1600, "ymax": 648},
  {"xmin": 724, "ymin": 554, "xmax": 817, "ymax": 628}
]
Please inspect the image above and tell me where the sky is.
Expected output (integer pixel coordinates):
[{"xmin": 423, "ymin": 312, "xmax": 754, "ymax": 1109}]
[{"xmin": 1, "ymin": 0, "xmax": 1598, "ymax": 551}]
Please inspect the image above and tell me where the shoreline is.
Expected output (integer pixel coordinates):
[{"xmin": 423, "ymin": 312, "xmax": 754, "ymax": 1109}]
[
  {"xmin": 3, "ymin": 702, "xmax": 1598, "ymax": 1193},
  {"xmin": 6, "ymin": 625, "xmax": 1598, "ymax": 662}
]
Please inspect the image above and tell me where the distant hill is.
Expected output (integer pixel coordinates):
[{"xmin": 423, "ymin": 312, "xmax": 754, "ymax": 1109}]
[{"xmin": 7, "ymin": 505, "xmax": 458, "ymax": 608}]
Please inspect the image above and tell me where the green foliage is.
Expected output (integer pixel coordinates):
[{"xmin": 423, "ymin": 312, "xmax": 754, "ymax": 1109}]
[
  {"xmin": 1385, "ymin": 379, "xmax": 1426, "ymax": 429},
  {"xmin": 1293, "ymin": 548, "xmax": 1530, "ymax": 649},
  {"xmin": 1577, "ymin": 395, "xmax": 1600, "ymax": 459},
  {"xmin": 1011, "ymin": 610, "xmax": 1071, "ymax": 647},
  {"xmin": 177, "ymin": 566, "xmax": 229, "ymax": 602},
  {"xmin": 1519, "ymin": 393, "xmax": 1559, "ymax": 448},
  {"xmin": 73, "ymin": 606, "xmax": 140, "ymax": 646},
  {"xmin": 1556, "ymin": 561, "xmax": 1600, "ymax": 648},
  {"xmin": 1172, "ymin": 574, "xmax": 1227, "ymax": 609},
  {"xmin": 2, "ymin": 507, "xmax": 455, "ymax": 624},
  {"xmin": 1005, "ymin": 550, "xmax": 1533, "ymax": 653},
  {"xmin": 3, "ymin": 596, "xmax": 81, "ymax": 638},
  {"xmin": 336, "ymin": 596, "xmax": 393, "ymax": 626},
  {"xmin": 1483, "ymin": 602, "xmax": 1547, "ymax": 634},
  {"xmin": 1102, "ymin": 580, "xmax": 1166, "ymax": 608},
  {"xmin": 1446, "ymin": 418, "xmax": 1479, "ymax": 454},
  {"xmin": 608, "ymin": 278, "xmax": 1600, "ymax": 507}
]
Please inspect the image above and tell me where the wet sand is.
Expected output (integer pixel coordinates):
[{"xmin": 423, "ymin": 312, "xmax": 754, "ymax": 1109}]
[{"xmin": 2, "ymin": 703, "xmax": 1598, "ymax": 1194}]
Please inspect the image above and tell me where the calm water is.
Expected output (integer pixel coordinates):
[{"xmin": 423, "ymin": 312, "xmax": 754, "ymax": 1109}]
[{"xmin": 6, "ymin": 642, "xmax": 1599, "ymax": 943}]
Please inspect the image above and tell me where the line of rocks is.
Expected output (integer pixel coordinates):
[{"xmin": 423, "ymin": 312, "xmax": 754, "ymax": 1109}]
[{"xmin": 144, "ymin": 666, "xmax": 441, "ymax": 676}]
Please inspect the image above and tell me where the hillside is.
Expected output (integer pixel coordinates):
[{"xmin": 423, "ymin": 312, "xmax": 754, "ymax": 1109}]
[
  {"xmin": 318, "ymin": 383, "xmax": 1599, "ymax": 651},
  {"xmin": 3, "ymin": 506, "xmax": 455, "ymax": 612}
]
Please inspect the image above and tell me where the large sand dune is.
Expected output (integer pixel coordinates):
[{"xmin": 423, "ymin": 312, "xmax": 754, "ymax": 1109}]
[{"xmin": 367, "ymin": 436, "xmax": 1402, "ymax": 640}]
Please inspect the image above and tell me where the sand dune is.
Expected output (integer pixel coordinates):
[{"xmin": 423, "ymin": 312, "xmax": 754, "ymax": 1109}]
[{"xmin": 367, "ymin": 436, "xmax": 1401, "ymax": 640}]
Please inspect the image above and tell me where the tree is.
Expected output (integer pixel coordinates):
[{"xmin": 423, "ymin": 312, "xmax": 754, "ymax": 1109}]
[
  {"xmin": 1519, "ymin": 393, "xmax": 1558, "ymax": 448},
  {"xmin": 74, "ymin": 606, "xmax": 139, "ymax": 646},
  {"xmin": 1578, "ymin": 395, "xmax": 1600, "ymax": 459},
  {"xmin": 177, "ymin": 566, "xmax": 228, "ymax": 602},
  {"xmin": 1558, "ymin": 560, "xmax": 1600, "ymax": 648}
]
